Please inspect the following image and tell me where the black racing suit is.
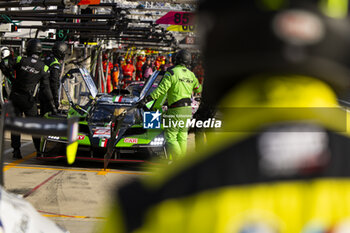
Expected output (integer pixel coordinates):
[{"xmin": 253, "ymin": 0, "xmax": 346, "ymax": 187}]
[
  {"xmin": 0, "ymin": 55, "xmax": 15, "ymax": 82},
  {"xmin": 40, "ymin": 54, "xmax": 62, "ymax": 116},
  {"xmin": 10, "ymin": 54, "xmax": 55, "ymax": 152},
  {"xmin": 0, "ymin": 56, "xmax": 15, "ymax": 101}
]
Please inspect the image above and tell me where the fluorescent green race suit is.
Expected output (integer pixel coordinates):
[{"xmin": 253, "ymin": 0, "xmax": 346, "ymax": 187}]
[{"xmin": 150, "ymin": 65, "xmax": 202, "ymax": 159}]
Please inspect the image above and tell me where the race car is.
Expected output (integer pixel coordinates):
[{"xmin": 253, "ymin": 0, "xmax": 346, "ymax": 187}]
[{"xmin": 38, "ymin": 68, "xmax": 169, "ymax": 163}]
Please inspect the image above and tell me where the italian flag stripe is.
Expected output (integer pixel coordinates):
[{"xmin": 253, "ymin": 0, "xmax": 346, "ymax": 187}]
[
  {"xmin": 99, "ymin": 139, "xmax": 108, "ymax": 148},
  {"xmin": 112, "ymin": 96, "xmax": 123, "ymax": 102}
]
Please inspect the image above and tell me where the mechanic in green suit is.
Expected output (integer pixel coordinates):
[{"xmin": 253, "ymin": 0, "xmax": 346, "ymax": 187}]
[{"xmin": 148, "ymin": 49, "xmax": 202, "ymax": 160}]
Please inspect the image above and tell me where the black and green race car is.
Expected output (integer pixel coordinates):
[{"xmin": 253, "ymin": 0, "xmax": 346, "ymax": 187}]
[{"xmin": 38, "ymin": 67, "xmax": 168, "ymax": 163}]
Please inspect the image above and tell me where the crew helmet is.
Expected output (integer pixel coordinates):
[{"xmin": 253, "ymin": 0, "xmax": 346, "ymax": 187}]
[
  {"xmin": 174, "ymin": 49, "xmax": 191, "ymax": 67},
  {"xmin": 26, "ymin": 39, "xmax": 42, "ymax": 56},
  {"xmin": 52, "ymin": 41, "xmax": 68, "ymax": 60},
  {"xmin": 1, "ymin": 47, "xmax": 10, "ymax": 59},
  {"xmin": 118, "ymin": 56, "xmax": 125, "ymax": 63},
  {"xmin": 103, "ymin": 53, "xmax": 108, "ymax": 61}
]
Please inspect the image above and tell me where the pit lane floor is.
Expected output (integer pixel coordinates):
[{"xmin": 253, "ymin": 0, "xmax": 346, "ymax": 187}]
[{"xmin": 2, "ymin": 132, "xmax": 196, "ymax": 233}]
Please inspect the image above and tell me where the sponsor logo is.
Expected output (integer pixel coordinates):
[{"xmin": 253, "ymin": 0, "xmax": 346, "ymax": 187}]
[
  {"xmin": 162, "ymin": 117, "xmax": 222, "ymax": 129},
  {"xmin": 144, "ymin": 111, "xmax": 222, "ymax": 129},
  {"xmin": 93, "ymin": 128, "xmax": 110, "ymax": 138},
  {"xmin": 78, "ymin": 135, "xmax": 85, "ymax": 140},
  {"xmin": 124, "ymin": 138, "xmax": 138, "ymax": 144},
  {"xmin": 20, "ymin": 65, "xmax": 40, "ymax": 74},
  {"xmin": 143, "ymin": 110, "xmax": 161, "ymax": 129}
]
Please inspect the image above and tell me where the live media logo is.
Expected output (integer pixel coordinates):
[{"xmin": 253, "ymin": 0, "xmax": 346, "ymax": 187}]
[{"xmin": 143, "ymin": 111, "xmax": 161, "ymax": 129}]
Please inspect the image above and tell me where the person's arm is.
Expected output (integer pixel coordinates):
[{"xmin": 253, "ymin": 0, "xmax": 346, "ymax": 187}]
[
  {"xmin": 5, "ymin": 55, "xmax": 19, "ymax": 83},
  {"xmin": 13, "ymin": 56, "xmax": 21, "ymax": 69},
  {"xmin": 150, "ymin": 70, "xmax": 173, "ymax": 100},
  {"xmin": 49, "ymin": 64, "xmax": 61, "ymax": 108},
  {"xmin": 141, "ymin": 64, "xmax": 146, "ymax": 76},
  {"xmin": 0, "ymin": 59, "xmax": 13, "ymax": 81},
  {"xmin": 40, "ymin": 65, "xmax": 56, "ymax": 113},
  {"xmin": 119, "ymin": 65, "xmax": 124, "ymax": 81},
  {"xmin": 192, "ymin": 72, "xmax": 202, "ymax": 94}
]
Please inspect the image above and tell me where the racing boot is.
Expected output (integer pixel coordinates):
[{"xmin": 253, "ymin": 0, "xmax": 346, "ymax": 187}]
[{"xmin": 12, "ymin": 149, "xmax": 22, "ymax": 159}]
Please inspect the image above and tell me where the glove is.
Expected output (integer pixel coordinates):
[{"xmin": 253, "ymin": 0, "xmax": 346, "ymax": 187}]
[{"xmin": 137, "ymin": 96, "xmax": 153, "ymax": 109}]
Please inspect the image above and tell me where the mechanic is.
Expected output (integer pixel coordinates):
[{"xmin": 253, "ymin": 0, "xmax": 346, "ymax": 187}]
[
  {"xmin": 160, "ymin": 56, "xmax": 173, "ymax": 72},
  {"xmin": 135, "ymin": 55, "xmax": 145, "ymax": 81},
  {"xmin": 0, "ymin": 47, "xmax": 15, "ymax": 103},
  {"xmin": 111, "ymin": 56, "xmax": 121, "ymax": 90},
  {"xmin": 40, "ymin": 41, "xmax": 67, "ymax": 116},
  {"xmin": 102, "ymin": 53, "xmax": 114, "ymax": 93},
  {"xmin": 100, "ymin": 0, "xmax": 350, "ymax": 232},
  {"xmin": 112, "ymin": 56, "xmax": 124, "ymax": 89},
  {"xmin": 141, "ymin": 57, "xmax": 153, "ymax": 81},
  {"xmin": 9, "ymin": 39, "xmax": 56, "ymax": 159},
  {"xmin": 143, "ymin": 49, "xmax": 202, "ymax": 160},
  {"xmin": 0, "ymin": 47, "xmax": 15, "ymax": 83},
  {"xmin": 121, "ymin": 58, "xmax": 135, "ymax": 88},
  {"xmin": 154, "ymin": 56, "xmax": 162, "ymax": 71}
]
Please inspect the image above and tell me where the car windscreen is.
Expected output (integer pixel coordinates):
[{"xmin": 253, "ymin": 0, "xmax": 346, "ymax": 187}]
[
  {"xmin": 127, "ymin": 83, "xmax": 158, "ymax": 97},
  {"xmin": 89, "ymin": 104, "xmax": 115, "ymax": 124},
  {"xmin": 88, "ymin": 104, "xmax": 137, "ymax": 126},
  {"xmin": 126, "ymin": 84, "xmax": 144, "ymax": 97},
  {"xmin": 139, "ymin": 71, "xmax": 165, "ymax": 100},
  {"xmin": 62, "ymin": 71, "xmax": 91, "ymax": 108}
]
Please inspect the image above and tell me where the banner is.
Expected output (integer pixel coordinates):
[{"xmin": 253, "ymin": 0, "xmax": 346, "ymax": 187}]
[
  {"xmin": 156, "ymin": 11, "xmax": 195, "ymax": 25},
  {"xmin": 78, "ymin": 0, "xmax": 100, "ymax": 5},
  {"xmin": 166, "ymin": 25, "xmax": 196, "ymax": 32}
]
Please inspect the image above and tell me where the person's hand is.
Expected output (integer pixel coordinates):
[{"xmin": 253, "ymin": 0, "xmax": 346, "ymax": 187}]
[
  {"xmin": 137, "ymin": 96, "xmax": 153, "ymax": 109},
  {"xmin": 137, "ymin": 98, "xmax": 147, "ymax": 108}
]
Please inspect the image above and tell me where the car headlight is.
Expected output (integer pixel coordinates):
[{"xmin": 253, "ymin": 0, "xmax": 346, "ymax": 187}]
[
  {"xmin": 150, "ymin": 136, "xmax": 165, "ymax": 146},
  {"xmin": 48, "ymin": 136, "xmax": 60, "ymax": 140}
]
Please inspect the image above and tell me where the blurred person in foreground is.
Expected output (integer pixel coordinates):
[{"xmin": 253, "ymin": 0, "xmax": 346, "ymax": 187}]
[{"xmin": 99, "ymin": 0, "xmax": 350, "ymax": 232}]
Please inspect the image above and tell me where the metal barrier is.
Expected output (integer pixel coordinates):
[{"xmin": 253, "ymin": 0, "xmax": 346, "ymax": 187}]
[{"xmin": 0, "ymin": 102, "xmax": 79, "ymax": 185}]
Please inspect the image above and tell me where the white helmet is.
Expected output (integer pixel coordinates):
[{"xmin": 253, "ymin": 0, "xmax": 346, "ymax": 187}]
[{"xmin": 1, "ymin": 47, "xmax": 10, "ymax": 59}]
